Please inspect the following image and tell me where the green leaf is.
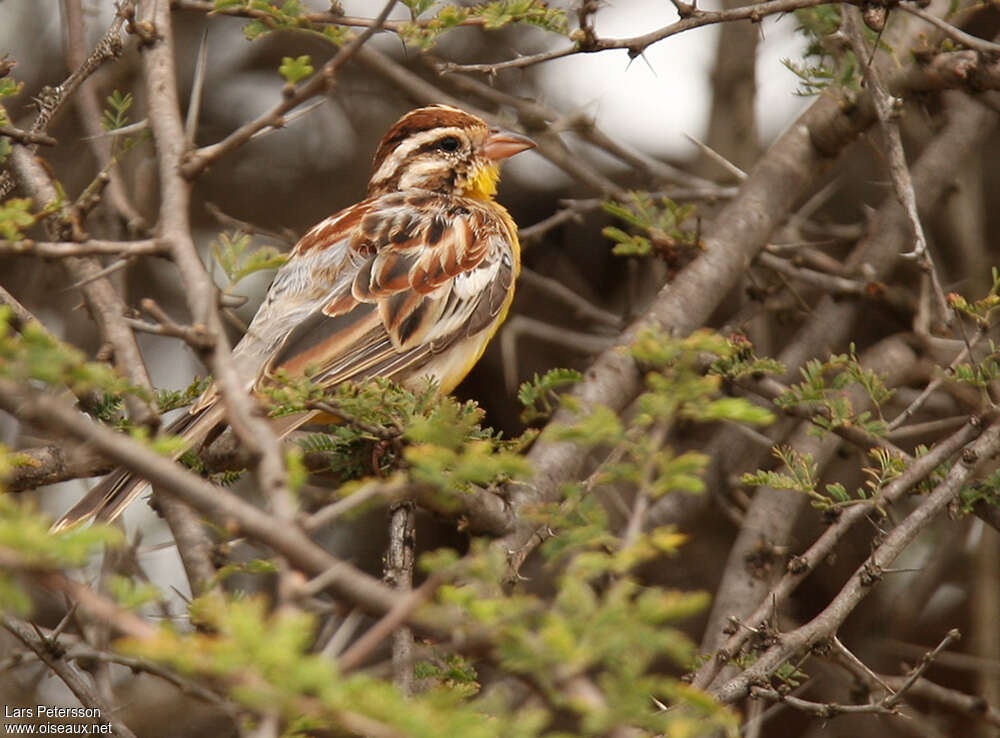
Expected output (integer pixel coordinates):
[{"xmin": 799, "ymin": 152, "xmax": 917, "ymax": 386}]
[
  {"xmin": 0, "ymin": 78, "xmax": 23, "ymax": 99},
  {"xmin": 155, "ymin": 376, "xmax": 212, "ymax": 413},
  {"xmin": 602, "ymin": 192, "xmax": 699, "ymax": 261},
  {"xmin": 702, "ymin": 397, "xmax": 774, "ymax": 425},
  {"xmin": 211, "ymin": 231, "xmax": 288, "ymax": 287},
  {"xmin": 279, "ymin": 55, "xmax": 314, "ymax": 84},
  {"xmin": 101, "ymin": 90, "xmax": 134, "ymax": 131},
  {"xmin": 0, "ymin": 197, "xmax": 37, "ymax": 239},
  {"xmin": 543, "ymin": 404, "xmax": 624, "ymax": 447},
  {"xmin": 517, "ymin": 368, "xmax": 582, "ymax": 423},
  {"xmin": 243, "ymin": 19, "xmax": 270, "ymax": 40},
  {"xmin": 402, "ymin": 0, "xmax": 437, "ymax": 16},
  {"xmin": 109, "ymin": 576, "xmax": 163, "ymax": 610}
]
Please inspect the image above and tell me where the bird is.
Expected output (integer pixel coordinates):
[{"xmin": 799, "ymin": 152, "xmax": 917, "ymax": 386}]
[{"xmin": 51, "ymin": 104, "xmax": 535, "ymax": 532}]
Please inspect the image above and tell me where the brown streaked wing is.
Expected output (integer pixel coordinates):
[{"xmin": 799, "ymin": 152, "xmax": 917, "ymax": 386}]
[{"xmin": 259, "ymin": 193, "xmax": 512, "ymax": 391}]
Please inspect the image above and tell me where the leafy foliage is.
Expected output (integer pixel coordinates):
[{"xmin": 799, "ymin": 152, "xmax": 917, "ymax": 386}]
[
  {"xmin": 264, "ymin": 373, "xmax": 531, "ymax": 495},
  {"xmin": 0, "ymin": 76, "xmax": 22, "ymax": 165},
  {"xmin": 941, "ymin": 272, "xmax": 1000, "ymax": 395},
  {"xmin": 744, "ymin": 443, "xmax": 905, "ymax": 511},
  {"xmin": 960, "ymin": 467, "xmax": 1000, "ymax": 514},
  {"xmin": 710, "ymin": 333, "xmax": 786, "ymax": 379},
  {"xmin": 517, "ymin": 367, "xmax": 583, "ymax": 424},
  {"xmin": 156, "ymin": 376, "xmax": 212, "ymax": 413},
  {"xmin": 547, "ymin": 330, "xmax": 773, "ymax": 504},
  {"xmin": 0, "ymin": 307, "xmax": 136, "ymax": 397},
  {"xmin": 123, "ymin": 594, "xmax": 554, "ymax": 738},
  {"xmin": 84, "ymin": 332, "xmax": 750, "ymax": 736},
  {"xmin": 101, "ymin": 90, "xmax": 134, "ymax": 131},
  {"xmin": 108, "ymin": 575, "xmax": 163, "ymax": 611},
  {"xmin": 0, "ymin": 490, "xmax": 122, "ymax": 614},
  {"xmin": 225, "ymin": 0, "xmax": 320, "ymax": 41},
  {"xmin": 602, "ymin": 192, "xmax": 699, "ymax": 262},
  {"xmin": 278, "ymin": 54, "xmax": 313, "ymax": 85},
  {"xmin": 776, "ymin": 346, "xmax": 893, "ymax": 437},
  {"xmin": 0, "ymin": 197, "xmax": 38, "ymax": 240},
  {"xmin": 0, "ymin": 77, "xmax": 21, "ymax": 99},
  {"xmin": 398, "ymin": 1, "xmax": 568, "ymax": 50},
  {"xmin": 947, "ymin": 268, "xmax": 1000, "ymax": 325},
  {"xmin": 782, "ymin": 6, "xmax": 862, "ymax": 96},
  {"xmin": 210, "ymin": 230, "xmax": 288, "ymax": 289}
]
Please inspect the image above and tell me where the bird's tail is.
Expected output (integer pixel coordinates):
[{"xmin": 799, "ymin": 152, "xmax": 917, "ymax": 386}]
[{"xmin": 49, "ymin": 404, "xmax": 226, "ymax": 533}]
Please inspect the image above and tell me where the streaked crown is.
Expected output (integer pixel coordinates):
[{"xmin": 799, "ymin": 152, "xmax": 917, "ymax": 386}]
[{"xmin": 367, "ymin": 105, "xmax": 534, "ymax": 199}]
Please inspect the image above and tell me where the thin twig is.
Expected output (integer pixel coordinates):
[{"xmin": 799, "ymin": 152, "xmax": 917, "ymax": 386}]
[
  {"xmin": 0, "ymin": 125, "xmax": 56, "ymax": 145},
  {"xmin": 0, "ymin": 238, "xmax": 166, "ymax": 256},
  {"xmin": 3, "ymin": 617, "xmax": 140, "ymax": 738},
  {"xmin": 843, "ymin": 7, "xmax": 950, "ymax": 325},
  {"xmin": 884, "ymin": 628, "xmax": 962, "ymax": 709},
  {"xmin": 691, "ymin": 417, "xmax": 980, "ymax": 690},
  {"xmin": 711, "ymin": 417, "xmax": 1000, "ymax": 704},
  {"xmin": 897, "ymin": 2, "xmax": 1000, "ymax": 54},
  {"xmin": 338, "ymin": 574, "xmax": 442, "ymax": 672},
  {"xmin": 180, "ymin": 0, "xmax": 399, "ymax": 178}
]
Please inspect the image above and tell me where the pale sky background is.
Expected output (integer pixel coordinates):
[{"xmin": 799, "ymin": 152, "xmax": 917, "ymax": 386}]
[{"xmin": 0, "ymin": 1, "xmax": 813, "ymax": 161}]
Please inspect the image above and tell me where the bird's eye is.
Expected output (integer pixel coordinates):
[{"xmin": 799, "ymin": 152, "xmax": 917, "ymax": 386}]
[{"xmin": 437, "ymin": 136, "xmax": 461, "ymax": 152}]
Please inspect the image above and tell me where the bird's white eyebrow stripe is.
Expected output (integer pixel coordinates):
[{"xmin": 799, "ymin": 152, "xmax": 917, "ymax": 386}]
[{"xmin": 370, "ymin": 127, "xmax": 468, "ymax": 184}]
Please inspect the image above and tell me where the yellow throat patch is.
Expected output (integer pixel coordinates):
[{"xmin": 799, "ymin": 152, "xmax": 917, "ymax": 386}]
[{"xmin": 462, "ymin": 161, "xmax": 501, "ymax": 200}]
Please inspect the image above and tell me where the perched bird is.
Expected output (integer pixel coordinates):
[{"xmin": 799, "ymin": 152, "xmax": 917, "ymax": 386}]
[{"xmin": 52, "ymin": 104, "xmax": 535, "ymax": 531}]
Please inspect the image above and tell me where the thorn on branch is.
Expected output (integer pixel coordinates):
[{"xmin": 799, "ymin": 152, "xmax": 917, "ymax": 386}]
[
  {"xmin": 671, "ymin": 0, "xmax": 697, "ymax": 18},
  {"xmin": 787, "ymin": 555, "xmax": 809, "ymax": 574},
  {"xmin": 882, "ymin": 628, "xmax": 960, "ymax": 709},
  {"xmin": 859, "ymin": 561, "xmax": 882, "ymax": 585}
]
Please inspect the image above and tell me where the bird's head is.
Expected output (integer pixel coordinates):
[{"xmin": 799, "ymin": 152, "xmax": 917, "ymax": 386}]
[{"xmin": 367, "ymin": 104, "xmax": 535, "ymax": 199}]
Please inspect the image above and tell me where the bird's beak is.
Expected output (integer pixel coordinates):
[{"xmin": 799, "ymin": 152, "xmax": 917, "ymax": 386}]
[{"xmin": 483, "ymin": 129, "xmax": 536, "ymax": 161}]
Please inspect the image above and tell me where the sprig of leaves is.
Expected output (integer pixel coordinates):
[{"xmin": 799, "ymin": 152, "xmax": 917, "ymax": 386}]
[
  {"xmin": 0, "ymin": 76, "xmax": 24, "ymax": 165},
  {"xmin": 776, "ymin": 346, "xmax": 893, "ymax": 437},
  {"xmin": 0, "ymin": 492, "xmax": 123, "ymax": 614},
  {"xmin": 101, "ymin": 90, "xmax": 134, "ymax": 131},
  {"xmin": 745, "ymin": 445, "xmax": 904, "ymax": 511},
  {"xmin": 518, "ymin": 368, "xmax": 582, "ymax": 424},
  {"xmin": 0, "ymin": 198, "xmax": 37, "ymax": 240},
  {"xmin": 278, "ymin": 54, "xmax": 313, "ymax": 85},
  {"xmin": 541, "ymin": 329, "xmax": 773, "ymax": 568},
  {"xmin": 0, "ymin": 307, "xmax": 137, "ymax": 397},
  {"xmin": 223, "ymin": 0, "xmax": 352, "ymax": 45},
  {"xmin": 156, "ymin": 377, "xmax": 213, "ymax": 413},
  {"xmin": 399, "ymin": 1, "xmax": 568, "ymax": 50},
  {"xmin": 782, "ymin": 6, "xmax": 860, "ymax": 97},
  {"xmin": 211, "ymin": 231, "xmax": 287, "ymax": 289},
  {"xmin": 602, "ymin": 192, "xmax": 699, "ymax": 262}
]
